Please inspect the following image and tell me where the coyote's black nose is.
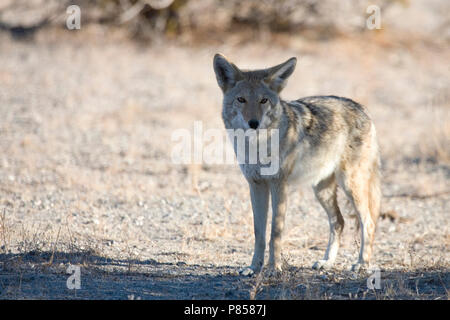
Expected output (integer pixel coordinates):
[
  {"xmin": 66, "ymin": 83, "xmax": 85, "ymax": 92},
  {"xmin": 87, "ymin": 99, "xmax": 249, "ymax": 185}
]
[{"xmin": 248, "ymin": 119, "xmax": 259, "ymax": 129}]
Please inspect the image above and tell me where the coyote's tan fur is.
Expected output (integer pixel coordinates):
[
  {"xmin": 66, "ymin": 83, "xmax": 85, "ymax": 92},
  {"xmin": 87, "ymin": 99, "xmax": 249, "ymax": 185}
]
[{"xmin": 213, "ymin": 54, "xmax": 381, "ymax": 275}]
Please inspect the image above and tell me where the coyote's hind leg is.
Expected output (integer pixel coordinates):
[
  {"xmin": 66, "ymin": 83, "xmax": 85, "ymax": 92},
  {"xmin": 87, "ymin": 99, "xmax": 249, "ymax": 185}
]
[
  {"xmin": 341, "ymin": 167, "xmax": 379, "ymax": 272},
  {"xmin": 312, "ymin": 174, "xmax": 344, "ymax": 270}
]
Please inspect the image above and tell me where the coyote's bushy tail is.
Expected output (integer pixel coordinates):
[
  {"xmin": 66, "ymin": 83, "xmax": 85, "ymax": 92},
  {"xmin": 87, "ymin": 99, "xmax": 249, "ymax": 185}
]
[
  {"xmin": 368, "ymin": 155, "xmax": 381, "ymax": 225},
  {"xmin": 353, "ymin": 126, "xmax": 381, "ymax": 232}
]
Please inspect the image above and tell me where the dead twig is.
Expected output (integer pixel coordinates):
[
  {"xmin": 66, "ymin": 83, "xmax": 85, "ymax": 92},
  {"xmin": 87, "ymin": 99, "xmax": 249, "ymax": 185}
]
[
  {"xmin": 118, "ymin": 0, "xmax": 174, "ymax": 24},
  {"xmin": 46, "ymin": 226, "xmax": 62, "ymax": 266}
]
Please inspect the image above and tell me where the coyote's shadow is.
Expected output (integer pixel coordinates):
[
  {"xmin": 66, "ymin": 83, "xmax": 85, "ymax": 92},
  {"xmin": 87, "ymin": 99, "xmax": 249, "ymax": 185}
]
[{"xmin": 0, "ymin": 250, "xmax": 448, "ymax": 299}]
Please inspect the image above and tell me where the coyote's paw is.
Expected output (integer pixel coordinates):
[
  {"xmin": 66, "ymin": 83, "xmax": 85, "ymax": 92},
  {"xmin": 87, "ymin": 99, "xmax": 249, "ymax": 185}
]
[
  {"xmin": 239, "ymin": 266, "xmax": 258, "ymax": 277},
  {"xmin": 266, "ymin": 268, "xmax": 282, "ymax": 278},
  {"xmin": 350, "ymin": 262, "xmax": 367, "ymax": 273},
  {"xmin": 266, "ymin": 263, "xmax": 282, "ymax": 277},
  {"xmin": 312, "ymin": 259, "xmax": 335, "ymax": 270}
]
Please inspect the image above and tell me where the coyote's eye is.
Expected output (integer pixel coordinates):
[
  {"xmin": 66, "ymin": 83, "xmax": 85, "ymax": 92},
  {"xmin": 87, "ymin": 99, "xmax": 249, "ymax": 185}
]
[
  {"xmin": 237, "ymin": 97, "xmax": 246, "ymax": 103},
  {"xmin": 260, "ymin": 98, "xmax": 268, "ymax": 104}
]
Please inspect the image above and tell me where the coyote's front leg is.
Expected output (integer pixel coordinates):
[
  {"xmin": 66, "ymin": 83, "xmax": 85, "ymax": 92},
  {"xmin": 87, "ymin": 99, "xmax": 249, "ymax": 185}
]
[
  {"xmin": 240, "ymin": 181, "xmax": 269, "ymax": 276},
  {"xmin": 268, "ymin": 180, "xmax": 288, "ymax": 273}
]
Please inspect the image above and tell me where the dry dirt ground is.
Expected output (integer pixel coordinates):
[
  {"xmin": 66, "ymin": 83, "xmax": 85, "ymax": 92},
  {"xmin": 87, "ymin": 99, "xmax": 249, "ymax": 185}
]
[{"xmin": 0, "ymin": 27, "xmax": 449, "ymax": 299}]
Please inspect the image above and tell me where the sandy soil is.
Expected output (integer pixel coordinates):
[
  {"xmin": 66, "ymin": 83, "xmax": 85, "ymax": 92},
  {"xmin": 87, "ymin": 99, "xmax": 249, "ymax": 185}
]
[{"xmin": 0, "ymin": 27, "xmax": 449, "ymax": 299}]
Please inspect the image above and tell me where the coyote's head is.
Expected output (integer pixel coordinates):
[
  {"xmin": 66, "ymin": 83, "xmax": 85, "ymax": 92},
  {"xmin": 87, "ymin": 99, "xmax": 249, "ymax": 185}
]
[{"xmin": 213, "ymin": 54, "xmax": 296, "ymax": 130}]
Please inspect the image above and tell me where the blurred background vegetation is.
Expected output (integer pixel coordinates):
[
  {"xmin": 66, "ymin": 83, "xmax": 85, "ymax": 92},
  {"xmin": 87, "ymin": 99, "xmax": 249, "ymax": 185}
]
[{"xmin": 0, "ymin": 0, "xmax": 448, "ymax": 43}]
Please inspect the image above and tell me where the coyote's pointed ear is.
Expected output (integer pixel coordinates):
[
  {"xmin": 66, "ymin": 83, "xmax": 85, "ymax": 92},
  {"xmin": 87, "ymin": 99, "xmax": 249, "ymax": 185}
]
[
  {"xmin": 265, "ymin": 57, "xmax": 297, "ymax": 93},
  {"xmin": 213, "ymin": 54, "xmax": 242, "ymax": 92}
]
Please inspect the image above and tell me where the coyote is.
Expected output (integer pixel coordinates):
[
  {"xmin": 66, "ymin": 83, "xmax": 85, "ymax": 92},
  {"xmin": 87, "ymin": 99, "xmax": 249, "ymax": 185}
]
[{"xmin": 213, "ymin": 54, "xmax": 381, "ymax": 275}]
